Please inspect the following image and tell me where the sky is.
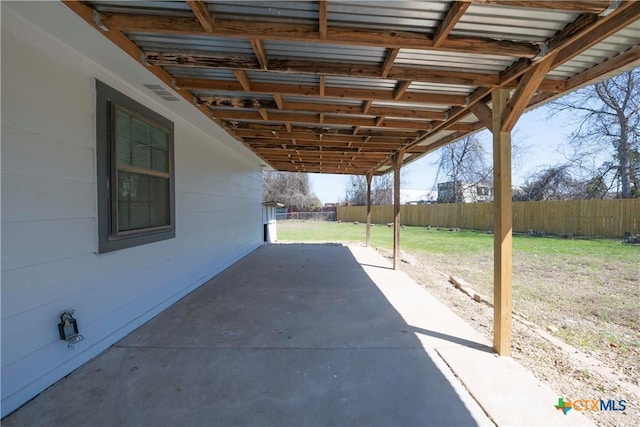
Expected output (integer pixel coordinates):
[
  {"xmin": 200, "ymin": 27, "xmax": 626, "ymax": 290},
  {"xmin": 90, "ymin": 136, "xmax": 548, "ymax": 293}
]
[{"xmin": 309, "ymin": 104, "xmax": 575, "ymax": 204}]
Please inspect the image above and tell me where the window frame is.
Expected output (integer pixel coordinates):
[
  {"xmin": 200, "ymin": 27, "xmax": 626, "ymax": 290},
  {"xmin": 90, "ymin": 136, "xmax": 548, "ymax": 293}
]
[{"xmin": 96, "ymin": 80, "xmax": 176, "ymax": 253}]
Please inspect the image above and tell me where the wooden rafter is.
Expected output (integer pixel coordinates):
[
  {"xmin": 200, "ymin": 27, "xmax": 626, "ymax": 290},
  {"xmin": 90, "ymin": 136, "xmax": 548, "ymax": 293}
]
[
  {"xmin": 318, "ymin": 0, "xmax": 328, "ymax": 40},
  {"xmin": 218, "ymin": 111, "xmax": 477, "ymax": 132},
  {"xmin": 381, "ymin": 48, "xmax": 400, "ymax": 78},
  {"xmin": 100, "ymin": 13, "xmax": 540, "ymax": 58},
  {"xmin": 250, "ymin": 38, "xmax": 268, "ymax": 70},
  {"xmin": 433, "ymin": 2, "xmax": 471, "ymax": 47},
  {"xmin": 393, "ymin": 81, "xmax": 412, "ymax": 101},
  {"xmin": 180, "ymin": 78, "xmax": 471, "ymax": 104},
  {"xmin": 150, "ymin": 53, "xmax": 565, "ymax": 91},
  {"xmin": 233, "ymin": 70, "xmax": 251, "ymax": 91},
  {"xmin": 204, "ymin": 100, "xmax": 447, "ymax": 120},
  {"xmin": 273, "ymin": 93, "xmax": 284, "ymax": 110},
  {"xmin": 64, "ymin": 0, "xmax": 640, "ymax": 176},
  {"xmin": 186, "ymin": 0, "xmax": 215, "ymax": 33},
  {"xmin": 370, "ymin": 0, "xmax": 640, "ymax": 171}
]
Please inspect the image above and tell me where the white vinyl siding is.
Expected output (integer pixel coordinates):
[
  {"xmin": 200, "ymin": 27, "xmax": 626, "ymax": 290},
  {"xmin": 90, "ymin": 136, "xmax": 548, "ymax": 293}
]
[{"xmin": 1, "ymin": 3, "xmax": 263, "ymax": 416}]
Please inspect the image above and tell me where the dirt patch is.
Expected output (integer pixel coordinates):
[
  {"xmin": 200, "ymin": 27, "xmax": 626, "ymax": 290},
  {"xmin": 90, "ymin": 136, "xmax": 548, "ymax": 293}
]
[{"xmin": 377, "ymin": 248, "xmax": 639, "ymax": 427}]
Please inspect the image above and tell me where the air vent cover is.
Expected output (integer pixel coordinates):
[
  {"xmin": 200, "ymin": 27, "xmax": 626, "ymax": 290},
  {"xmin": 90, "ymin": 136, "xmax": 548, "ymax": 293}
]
[{"xmin": 143, "ymin": 84, "xmax": 180, "ymax": 101}]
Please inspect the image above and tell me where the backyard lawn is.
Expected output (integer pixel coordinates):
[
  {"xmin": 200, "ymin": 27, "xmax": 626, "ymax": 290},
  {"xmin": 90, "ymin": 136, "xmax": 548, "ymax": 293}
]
[{"xmin": 278, "ymin": 220, "xmax": 640, "ymax": 371}]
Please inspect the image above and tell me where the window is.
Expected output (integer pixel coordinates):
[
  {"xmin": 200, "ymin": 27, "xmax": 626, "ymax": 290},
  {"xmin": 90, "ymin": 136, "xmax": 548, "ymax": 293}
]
[{"xmin": 96, "ymin": 80, "xmax": 175, "ymax": 253}]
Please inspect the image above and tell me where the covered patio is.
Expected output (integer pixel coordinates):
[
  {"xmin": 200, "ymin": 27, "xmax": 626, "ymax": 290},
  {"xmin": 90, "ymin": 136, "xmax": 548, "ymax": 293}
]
[
  {"xmin": 4, "ymin": 244, "xmax": 589, "ymax": 426},
  {"xmin": 63, "ymin": 0, "xmax": 640, "ymax": 356},
  {"xmin": 2, "ymin": 0, "xmax": 638, "ymax": 421}
]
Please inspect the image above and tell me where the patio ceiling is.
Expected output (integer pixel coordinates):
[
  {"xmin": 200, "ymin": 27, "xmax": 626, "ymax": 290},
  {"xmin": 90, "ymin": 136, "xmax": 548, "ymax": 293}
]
[{"xmin": 66, "ymin": 1, "xmax": 639, "ymax": 175}]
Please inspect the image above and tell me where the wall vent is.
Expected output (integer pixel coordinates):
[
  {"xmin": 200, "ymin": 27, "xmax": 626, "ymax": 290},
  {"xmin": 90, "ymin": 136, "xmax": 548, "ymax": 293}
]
[{"xmin": 143, "ymin": 84, "xmax": 180, "ymax": 101}]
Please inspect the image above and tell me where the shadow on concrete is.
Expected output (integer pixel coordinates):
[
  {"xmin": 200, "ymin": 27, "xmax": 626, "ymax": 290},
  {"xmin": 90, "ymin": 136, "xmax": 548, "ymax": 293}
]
[
  {"xmin": 408, "ymin": 325, "xmax": 494, "ymax": 354},
  {"xmin": 355, "ymin": 262, "xmax": 395, "ymax": 270},
  {"xmin": 3, "ymin": 244, "xmax": 489, "ymax": 426}
]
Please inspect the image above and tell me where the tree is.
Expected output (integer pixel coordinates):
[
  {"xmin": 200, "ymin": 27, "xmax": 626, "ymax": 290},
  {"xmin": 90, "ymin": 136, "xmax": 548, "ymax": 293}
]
[
  {"xmin": 343, "ymin": 174, "xmax": 393, "ymax": 206},
  {"xmin": 433, "ymin": 135, "xmax": 492, "ymax": 202},
  {"xmin": 549, "ymin": 69, "xmax": 640, "ymax": 198},
  {"xmin": 514, "ymin": 165, "xmax": 578, "ymax": 201},
  {"xmin": 263, "ymin": 172, "xmax": 321, "ymax": 208}
]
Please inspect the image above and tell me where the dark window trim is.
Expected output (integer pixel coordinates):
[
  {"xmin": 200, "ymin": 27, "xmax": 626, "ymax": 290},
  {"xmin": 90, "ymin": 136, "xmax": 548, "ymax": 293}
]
[{"xmin": 96, "ymin": 80, "xmax": 176, "ymax": 253}]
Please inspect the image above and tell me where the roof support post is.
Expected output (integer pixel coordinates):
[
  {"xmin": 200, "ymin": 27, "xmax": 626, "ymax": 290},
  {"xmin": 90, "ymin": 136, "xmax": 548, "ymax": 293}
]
[
  {"xmin": 392, "ymin": 152, "xmax": 404, "ymax": 270},
  {"xmin": 366, "ymin": 170, "xmax": 373, "ymax": 247},
  {"xmin": 492, "ymin": 88, "xmax": 513, "ymax": 356}
]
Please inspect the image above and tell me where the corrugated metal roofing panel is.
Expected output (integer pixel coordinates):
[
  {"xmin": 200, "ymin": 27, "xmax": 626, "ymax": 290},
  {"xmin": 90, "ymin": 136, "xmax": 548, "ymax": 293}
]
[
  {"xmin": 408, "ymin": 82, "xmax": 474, "ymax": 95},
  {"xmin": 192, "ymin": 91, "xmax": 274, "ymax": 101},
  {"xmin": 231, "ymin": 120, "xmax": 283, "ymax": 127},
  {"xmin": 372, "ymin": 101, "xmax": 449, "ymax": 111},
  {"xmin": 211, "ymin": 1, "xmax": 318, "ymax": 25},
  {"xmin": 325, "ymin": 76, "xmax": 397, "ymax": 90},
  {"xmin": 396, "ymin": 49, "xmax": 516, "ymax": 72},
  {"xmin": 453, "ymin": 4, "xmax": 580, "ymax": 43},
  {"xmin": 127, "ymin": 33, "xmax": 254, "ymax": 55},
  {"xmin": 299, "ymin": 123, "xmax": 354, "ymax": 130},
  {"xmin": 283, "ymin": 95, "xmax": 362, "ymax": 106},
  {"xmin": 166, "ymin": 67, "xmax": 236, "ymax": 80},
  {"xmin": 91, "ymin": 1, "xmax": 192, "ymax": 16},
  {"xmin": 329, "ymin": 113, "xmax": 377, "ymax": 120},
  {"xmin": 328, "ymin": 1, "xmax": 449, "ymax": 33},
  {"xmin": 246, "ymin": 71, "xmax": 318, "ymax": 86},
  {"xmin": 416, "ymin": 130, "xmax": 456, "ymax": 146},
  {"xmin": 547, "ymin": 25, "xmax": 640, "ymax": 79},
  {"xmin": 460, "ymin": 114, "xmax": 479, "ymax": 124},
  {"xmin": 264, "ymin": 40, "xmax": 386, "ymax": 65}
]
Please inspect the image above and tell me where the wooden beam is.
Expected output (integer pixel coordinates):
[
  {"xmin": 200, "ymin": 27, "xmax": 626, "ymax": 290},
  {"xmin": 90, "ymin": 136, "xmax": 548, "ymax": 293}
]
[
  {"xmin": 150, "ymin": 52, "xmax": 510, "ymax": 87},
  {"xmin": 492, "ymin": 88, "xmax": 512, "ymax": 357},
  {"xmin": 101, "ymin": 13, "xmax": 540, "ymax": 58},
  {"xmin": 566, "ymin": 44, "xmax": 640, "ymax": 91},
  {"xmin": 319, "ymin": 75, "xmax": 326, "ymax": 96},
  {"xmin": 393, "ymin": 80, "xmax": 412, "ymax": 101},
  {"xmin": 250, "ymin": 38, "xmax": 268, "ymax": 70},
  {"xmin": 381, "ymin": 48, "xmax": 400, "ymax": 78},
  {"xmin": 285, "ymin": 122, "xmax": 292, "ymax": 132},
  {"xmin": 366, "ymin": 170, "xmax": 373, "ymax": 247},
  {"xmin": 217, "ymin": 110, "xmax": 430, "ymax": 128},
  {"xmin": 180, "ymin": 77, "xmax": 471, "ymax": 104},
  {"xmin": 258, "ymin": 108, "xmax": 269, "ymax": 120},
  {"xmin": 392, "ymin": 150, "xmax": 404, "ymax": 270},
  {"xmin": 207, "ymin": 100, "xmax": 448, "ymax": 120},
  {"xmin": 319, "ymin": 0, "xmax": 328, "ymax": 40},
  {"xmin": 468, "ymin": 1, "xmax": 612, "ymax": 14},
  {"xmin": 470, "ymin": 102, "xmax": 493, "ymax": 131},
  {"xmin": 273, "ymin": 93, "xmax": 284, "ymax": 109},
  {"xmin": 552, "ymin": 2, "xmax": 640, "ymax": 69},
  {"xmin": 186, "ymin": 0, "xmax": 215, "ymax": 33},
  {"xmin": 433, "ymin": 2, "xmax": 471, "ymax": 47},
  {"xmin": 369, "ymin": 1, "xmax": 638, "ymax": 174},
  {"xmin": 233, "ymin": 70, "xmax": 251, "ymax": 91},
  {"xmin": 501, "ymin": 51, "xmax": 558, "ymax": 132}
]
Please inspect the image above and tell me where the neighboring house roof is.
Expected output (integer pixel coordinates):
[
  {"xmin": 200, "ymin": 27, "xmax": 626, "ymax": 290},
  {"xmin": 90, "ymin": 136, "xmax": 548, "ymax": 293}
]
[{"xmin": 67, "ymin": 1, "xmax": 640, "ymax": 176}]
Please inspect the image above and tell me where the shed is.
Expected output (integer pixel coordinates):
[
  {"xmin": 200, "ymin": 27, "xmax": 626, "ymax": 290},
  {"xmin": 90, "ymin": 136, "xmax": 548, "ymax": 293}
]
[{"xmin": 262, "ymin": 202, "xmax": 283, "ymax": 243}]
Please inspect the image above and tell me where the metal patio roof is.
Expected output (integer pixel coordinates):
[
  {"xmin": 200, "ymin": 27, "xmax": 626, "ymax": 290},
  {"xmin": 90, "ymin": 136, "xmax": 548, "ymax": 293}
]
[{"xmin": 66, "ymin": 1, "xmax": 639, "ymax": 175}]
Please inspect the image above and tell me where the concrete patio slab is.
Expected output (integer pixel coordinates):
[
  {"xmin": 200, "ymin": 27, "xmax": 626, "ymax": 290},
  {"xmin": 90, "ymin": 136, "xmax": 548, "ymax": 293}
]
[{"xmin": 2, "ymin": 244, "xmax": 591, "ymax": 426}]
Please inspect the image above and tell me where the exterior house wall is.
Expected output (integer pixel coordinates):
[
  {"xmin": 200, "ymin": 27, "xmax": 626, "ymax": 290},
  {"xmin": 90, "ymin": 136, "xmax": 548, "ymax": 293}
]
[{"xmin": 1, "ymin": 4, "xmax": 263, "ymax": 416}]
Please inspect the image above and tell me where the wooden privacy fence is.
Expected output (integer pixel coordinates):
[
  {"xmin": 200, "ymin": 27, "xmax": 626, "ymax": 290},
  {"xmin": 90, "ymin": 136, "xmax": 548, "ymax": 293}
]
[{"xmin": 337, "ymin": 199, "xmax": 640, "ymax": 238}]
